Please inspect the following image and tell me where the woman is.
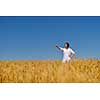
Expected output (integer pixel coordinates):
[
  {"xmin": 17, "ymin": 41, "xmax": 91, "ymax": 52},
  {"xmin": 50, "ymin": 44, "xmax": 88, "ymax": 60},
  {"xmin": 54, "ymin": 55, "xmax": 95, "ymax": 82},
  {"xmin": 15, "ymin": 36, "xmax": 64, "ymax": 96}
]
[{"xmin": 56, "ymin": 42, "xmax": 76, "ymax": 63}]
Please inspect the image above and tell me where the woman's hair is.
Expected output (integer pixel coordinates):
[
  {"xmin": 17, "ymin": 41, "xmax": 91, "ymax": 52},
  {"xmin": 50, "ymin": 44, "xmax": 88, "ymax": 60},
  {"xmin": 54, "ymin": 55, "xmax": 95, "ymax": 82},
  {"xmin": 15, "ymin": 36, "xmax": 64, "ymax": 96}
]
[{"xmin": 65, "ymin": 42, "xmax": 70, "ymax": 48}]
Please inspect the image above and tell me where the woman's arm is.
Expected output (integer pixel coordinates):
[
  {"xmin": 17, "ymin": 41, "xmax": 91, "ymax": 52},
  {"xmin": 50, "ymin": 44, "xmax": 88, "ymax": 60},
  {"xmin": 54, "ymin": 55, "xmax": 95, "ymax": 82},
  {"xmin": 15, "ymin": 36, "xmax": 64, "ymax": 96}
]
[
  {"xmin": 56, "ymin": 45, "xmax": 63, "ymax": 51},
  {"xmin": 70, "ymin": 49, "xmax": 76, "ymax": 59}
]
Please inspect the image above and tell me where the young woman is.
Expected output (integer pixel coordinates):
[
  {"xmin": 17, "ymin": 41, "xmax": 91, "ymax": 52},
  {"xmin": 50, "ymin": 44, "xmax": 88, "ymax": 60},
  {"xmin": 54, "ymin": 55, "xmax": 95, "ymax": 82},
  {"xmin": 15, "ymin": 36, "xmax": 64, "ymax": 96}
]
[{"xmin": 56, "ymin": 42, "xmax": 76, "ymax": 63}]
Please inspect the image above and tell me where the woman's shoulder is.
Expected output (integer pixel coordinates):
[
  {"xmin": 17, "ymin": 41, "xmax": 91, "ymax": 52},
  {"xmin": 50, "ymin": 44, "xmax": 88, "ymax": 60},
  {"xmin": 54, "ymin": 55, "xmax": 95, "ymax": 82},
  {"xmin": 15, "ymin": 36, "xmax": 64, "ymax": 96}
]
[{"xmin": 68, "ymin": 47, "xmax": 71, "ymax": 50}]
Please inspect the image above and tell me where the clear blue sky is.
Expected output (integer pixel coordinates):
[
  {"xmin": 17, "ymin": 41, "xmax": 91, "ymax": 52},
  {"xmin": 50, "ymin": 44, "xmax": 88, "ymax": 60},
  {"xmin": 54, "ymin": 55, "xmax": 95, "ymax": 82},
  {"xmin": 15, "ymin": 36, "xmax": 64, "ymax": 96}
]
[{"xmin": 0, "ymin": 16, "xmax": 100, "ymax": 60}]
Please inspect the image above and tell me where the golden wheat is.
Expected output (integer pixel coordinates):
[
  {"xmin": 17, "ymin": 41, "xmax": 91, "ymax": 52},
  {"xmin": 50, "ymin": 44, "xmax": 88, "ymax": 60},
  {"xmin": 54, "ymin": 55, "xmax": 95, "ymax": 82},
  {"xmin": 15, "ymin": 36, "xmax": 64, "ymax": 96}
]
[{"xmin": 0, "ymin": 59, "xmax": 100, "ymax": 83}]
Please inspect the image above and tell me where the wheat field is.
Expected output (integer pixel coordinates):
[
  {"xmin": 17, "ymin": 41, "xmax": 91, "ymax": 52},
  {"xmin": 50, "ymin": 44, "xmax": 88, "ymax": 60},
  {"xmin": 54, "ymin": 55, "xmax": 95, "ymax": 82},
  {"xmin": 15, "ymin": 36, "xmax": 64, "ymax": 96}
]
[{"xmin": 0, "ymin": 59, "xmax": 100, "ymax": 83}]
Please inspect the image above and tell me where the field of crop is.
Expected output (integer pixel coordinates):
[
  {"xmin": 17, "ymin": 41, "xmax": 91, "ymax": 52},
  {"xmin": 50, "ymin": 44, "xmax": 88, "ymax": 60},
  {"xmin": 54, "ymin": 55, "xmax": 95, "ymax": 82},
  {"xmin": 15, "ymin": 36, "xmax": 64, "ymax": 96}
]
[{"xmin": 0, "ymin": 59, "xmax": 100, "ymax": 83}]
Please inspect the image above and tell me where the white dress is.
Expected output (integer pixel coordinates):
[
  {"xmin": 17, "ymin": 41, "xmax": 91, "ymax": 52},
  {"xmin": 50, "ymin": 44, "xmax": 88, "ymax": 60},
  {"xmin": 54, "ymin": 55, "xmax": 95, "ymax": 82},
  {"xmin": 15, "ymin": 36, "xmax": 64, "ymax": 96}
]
[{"xmin": 59, "ymin": 47, "xmax": 75, "ymax": 63}]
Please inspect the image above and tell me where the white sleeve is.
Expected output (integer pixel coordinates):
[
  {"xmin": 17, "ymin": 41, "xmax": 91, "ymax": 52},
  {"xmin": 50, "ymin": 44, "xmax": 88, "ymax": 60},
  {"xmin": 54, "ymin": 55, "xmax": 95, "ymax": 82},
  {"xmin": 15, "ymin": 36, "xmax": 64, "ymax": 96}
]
[
  {"xmin": 70, "ymin": 48, "xmax": 75, "ymax": 54},
  {"xmin": 59, "ymin": 47, "xmax": 64, "ymax": 51}
]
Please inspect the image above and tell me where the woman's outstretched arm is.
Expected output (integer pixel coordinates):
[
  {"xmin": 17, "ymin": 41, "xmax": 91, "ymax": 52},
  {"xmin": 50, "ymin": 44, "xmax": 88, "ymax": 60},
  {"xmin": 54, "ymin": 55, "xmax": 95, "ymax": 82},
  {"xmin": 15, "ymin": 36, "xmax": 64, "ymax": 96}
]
[{"xmin": 56, "ymin": 45, "xmax": 63, "ymax": 51}]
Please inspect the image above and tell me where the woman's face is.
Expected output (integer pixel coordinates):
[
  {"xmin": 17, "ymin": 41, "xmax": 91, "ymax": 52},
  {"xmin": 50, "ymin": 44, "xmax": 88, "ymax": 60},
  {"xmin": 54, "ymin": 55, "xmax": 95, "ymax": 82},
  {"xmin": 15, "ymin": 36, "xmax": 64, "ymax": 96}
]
[{"xmin": 65, "ymin": 44, "xmax": 68, "ymax": 48}]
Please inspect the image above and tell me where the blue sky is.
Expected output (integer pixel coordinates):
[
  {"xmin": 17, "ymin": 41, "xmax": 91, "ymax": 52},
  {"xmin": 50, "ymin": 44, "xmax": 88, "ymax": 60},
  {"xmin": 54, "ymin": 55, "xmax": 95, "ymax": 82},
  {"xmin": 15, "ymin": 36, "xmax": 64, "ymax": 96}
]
[{"xmin": 0, "ymin": 16, "xmax": 100, "ymax": 60}]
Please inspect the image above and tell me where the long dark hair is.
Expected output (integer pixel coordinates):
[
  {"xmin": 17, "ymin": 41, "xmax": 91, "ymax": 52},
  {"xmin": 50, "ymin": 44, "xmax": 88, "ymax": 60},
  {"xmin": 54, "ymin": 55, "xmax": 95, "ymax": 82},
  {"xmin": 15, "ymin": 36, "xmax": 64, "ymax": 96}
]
[{"xmin": 65, "ymin": 42, "xmax": 70, "ymax": 48}]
